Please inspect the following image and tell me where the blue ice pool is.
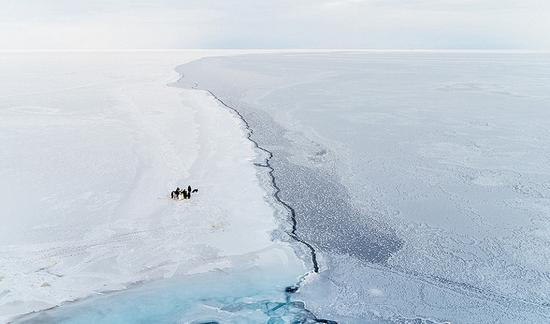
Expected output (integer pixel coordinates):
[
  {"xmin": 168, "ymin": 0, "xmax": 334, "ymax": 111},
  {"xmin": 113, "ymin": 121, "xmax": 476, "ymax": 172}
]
[{"xmin": 16, "ymin": 267, "xmax": 318, "ymax": 324}]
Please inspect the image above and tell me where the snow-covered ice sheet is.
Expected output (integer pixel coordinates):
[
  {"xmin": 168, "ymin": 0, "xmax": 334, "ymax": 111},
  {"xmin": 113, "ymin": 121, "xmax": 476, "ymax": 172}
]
[
  {"xmin": 0, "ymin": 51, "xmax": 308, "ymax": 322},
  {"xmin": 176, "ymin": 52, "xmax": 550, "ymax": 323}
]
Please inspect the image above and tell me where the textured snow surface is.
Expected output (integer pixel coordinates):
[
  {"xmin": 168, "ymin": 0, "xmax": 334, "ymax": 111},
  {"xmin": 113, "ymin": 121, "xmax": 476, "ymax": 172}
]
[
  {"xmin": 0, "ymin": 51, "xmax": 307, "ymax": 322},
  {"xmin": 177, "ymin": 52, "xmax": 550, "ymax": 323}
]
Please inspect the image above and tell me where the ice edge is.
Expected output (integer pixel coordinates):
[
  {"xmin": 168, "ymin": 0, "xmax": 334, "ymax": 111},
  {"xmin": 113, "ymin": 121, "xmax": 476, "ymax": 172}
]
[{"xmin": 198, "ymin": 89, "xmax": 337, "ymax": 324}]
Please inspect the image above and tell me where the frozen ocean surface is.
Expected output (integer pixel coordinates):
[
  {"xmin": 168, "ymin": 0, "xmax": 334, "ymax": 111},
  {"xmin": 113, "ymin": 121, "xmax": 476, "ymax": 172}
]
[{"xmin": 176, "ymin": 52, "xmax": 550, "ymax": 323}]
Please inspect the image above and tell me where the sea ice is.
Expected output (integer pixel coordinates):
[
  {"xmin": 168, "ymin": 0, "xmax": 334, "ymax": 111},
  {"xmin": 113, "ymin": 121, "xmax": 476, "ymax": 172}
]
[{"xmin": 177, "ymin": 51, "xmax": 550, "ymax": 323}]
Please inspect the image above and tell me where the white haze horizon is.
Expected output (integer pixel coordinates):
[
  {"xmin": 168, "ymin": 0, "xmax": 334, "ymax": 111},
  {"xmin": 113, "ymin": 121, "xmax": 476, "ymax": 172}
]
[
  {"xmin": 1, "ymin": 0, "xmax": 549, "ymax": 50},
  {"xmin": 1, "ymin": 49, "xmax": 550, "ymax": 53}
]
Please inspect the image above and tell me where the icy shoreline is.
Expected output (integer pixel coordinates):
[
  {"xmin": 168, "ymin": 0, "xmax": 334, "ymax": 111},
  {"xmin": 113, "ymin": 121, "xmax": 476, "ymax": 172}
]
[
  {"xmin": 198, "ymin": 90, "xmax": 321, "ymax": 274},
  {"xmin": 0, "ymin": 51, "xmax": 310, "ymax": 322}
]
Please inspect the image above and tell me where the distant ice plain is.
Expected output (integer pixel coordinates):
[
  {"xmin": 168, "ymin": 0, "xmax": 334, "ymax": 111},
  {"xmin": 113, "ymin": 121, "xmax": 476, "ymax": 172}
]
[{"xmin": 177, "ymin": 52, "xmax": 550, "ymax": 323}]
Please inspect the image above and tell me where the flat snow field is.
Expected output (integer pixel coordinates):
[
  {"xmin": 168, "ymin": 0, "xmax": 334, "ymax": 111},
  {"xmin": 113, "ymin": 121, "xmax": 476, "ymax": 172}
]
[{"xmin": 0, "ymin": 51, "xmax": 306, "ymax": 322}]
